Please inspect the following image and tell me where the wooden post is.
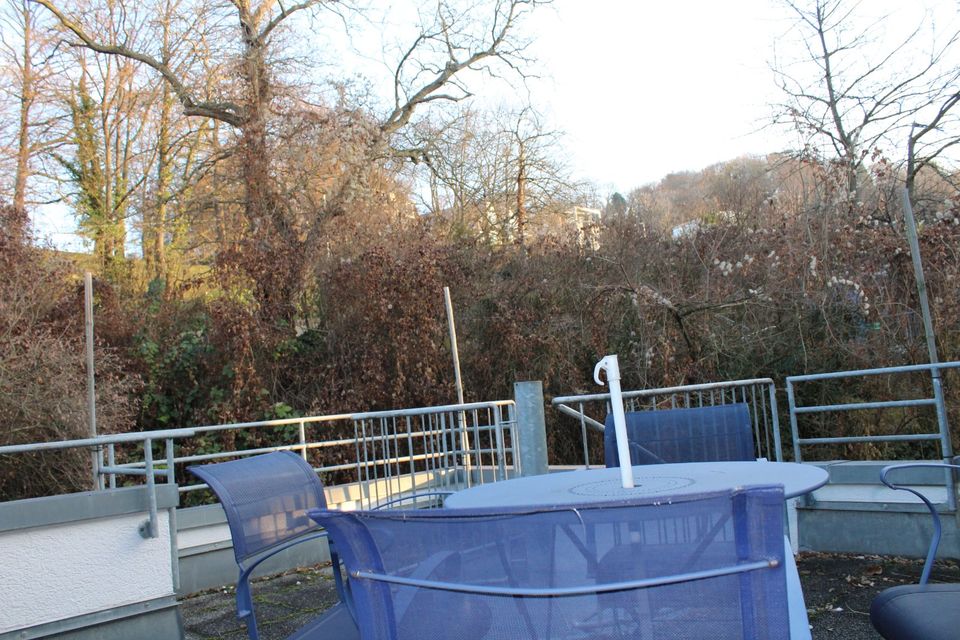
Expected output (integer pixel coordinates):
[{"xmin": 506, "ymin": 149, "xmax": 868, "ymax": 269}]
[
  {"xmin": 443, "ymin": 287, "xmax": 472, "ymax": 484},
  {"xmin": 84, "ymin": 272, "xmax": 100, "ymax": 490}
]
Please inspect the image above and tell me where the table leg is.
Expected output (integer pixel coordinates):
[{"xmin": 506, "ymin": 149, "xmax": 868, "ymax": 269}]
[{"xmin": 784, "ymin": 535, "xmax": 812, "ymax": 640}]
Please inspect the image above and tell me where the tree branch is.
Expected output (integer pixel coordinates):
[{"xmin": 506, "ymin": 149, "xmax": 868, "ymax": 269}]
[{"xmin": 30, "ymin": 0, "xmax": 245, "ymax": 127}]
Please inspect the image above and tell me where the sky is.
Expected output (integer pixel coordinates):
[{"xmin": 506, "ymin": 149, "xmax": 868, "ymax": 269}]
[
  {"xmin": 522, "ymin": 0, "xmax": 960, "ymax": 194},
  {"xmin": 30, "ymin": 0, "xmax": 958, "ymax": 250},
  {"xmin": 524, "ymin": 0, "xmax": 793, "ymax": 193}
]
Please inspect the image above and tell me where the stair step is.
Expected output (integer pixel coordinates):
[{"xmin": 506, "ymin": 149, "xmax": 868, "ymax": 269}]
[{"xmin": 807, "ymin": 483, "xmax": 948, "ymax": 509}]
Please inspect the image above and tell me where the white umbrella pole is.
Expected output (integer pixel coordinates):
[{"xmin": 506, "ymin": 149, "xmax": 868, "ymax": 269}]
[{"xmin": 594, "ymin": 355, "xmax": 634, "ymax": 488}]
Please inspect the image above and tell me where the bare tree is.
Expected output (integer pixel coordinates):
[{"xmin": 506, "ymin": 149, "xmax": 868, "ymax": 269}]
[
  {"xmin": 0, "ymin": 0, "xmax": 61, "ymax": 209},
  {"xmin": 409, "ymin": 104, "xmax": 582, "ymax": 245},
  {"xmin": 32, "ymin": 0, "xmax": 548, "ymax": 317},
  {"xmin": 906, "ymin": 93, "xmax": 960, "ymax": 202},
  {"xmin": 51, "ymin": 3, "xmax": 155, "ymax": 274},
  {"xmin": 773, "ymin": 0, "xmax": 960, "ymax": 196}
]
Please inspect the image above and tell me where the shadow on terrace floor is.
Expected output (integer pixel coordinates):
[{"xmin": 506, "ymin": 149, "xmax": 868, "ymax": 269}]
[{"xmin": 181, "ymin": 552, "xmax": 960, "ymax": 640}]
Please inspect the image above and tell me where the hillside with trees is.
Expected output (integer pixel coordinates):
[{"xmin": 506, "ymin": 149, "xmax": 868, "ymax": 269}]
[{"xmin": 1, "ymin": 0, "xmax": 959, "ymax": 497}]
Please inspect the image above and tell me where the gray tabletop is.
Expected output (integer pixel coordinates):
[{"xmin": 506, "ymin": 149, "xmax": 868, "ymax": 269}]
[{"xmin": 445, "ymin": 461, "xmax": 828, "ymax": 508}]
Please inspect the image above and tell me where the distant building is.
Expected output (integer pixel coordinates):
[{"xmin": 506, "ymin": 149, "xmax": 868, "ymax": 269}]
[
  {"xmin": 671, "ymin": 210, "xmax": 739, "ymax": 240},
  {"xmin": 671, "ymin": 219, "xmax": 702, "ymax": 239},
  {"xmin": 570, "ymin": 206, "xmax": 602, "ymax": 249}
]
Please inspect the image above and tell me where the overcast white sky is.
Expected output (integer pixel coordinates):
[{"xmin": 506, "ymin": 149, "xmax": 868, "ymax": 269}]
[
  {"xmin": 31, "ymin": 0, "xmax": 958, "ymax": 249},
  {"xmin": 522, "ymin": 0, "xmax": 959, "ymax": 194},
  {"xmin": 524, "ymin": 0, "xmax": 791, "ymax": 193}
]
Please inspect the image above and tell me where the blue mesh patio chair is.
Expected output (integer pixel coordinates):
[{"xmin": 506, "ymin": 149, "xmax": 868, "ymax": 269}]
[
  {"xmin": 870, "ymin": 462, "xmax": 960, "ymax": 640},
  {"xmin": 604, "ymin": 403, "xmax": 755, "ymax": 467},
  {"xmin": 188, "ymin": 451, "xmax": 358, "ymax": 640},
  {"xmin": 309, "ymin": 485, "xmax": 790, "ymax": 639}
]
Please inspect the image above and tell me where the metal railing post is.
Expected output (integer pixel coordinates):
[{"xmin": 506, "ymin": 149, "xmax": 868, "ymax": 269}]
[
  {"xmin": 107, "ymin": 444, "xmax": 116, "ymax": 489},
  {"xmin": 578, "ymin": 403, "xmax": 590, "ymax": 467},
  {"xmin": 931, "ymin": 366, "xmax": 957, "ymax": 509},
  {"xmin": 165, "ymin": 438, "xmax": 180, "ymax": 591},
  {"xmin": 766, "ymin": 382, "xmax": 784, "ymax": 463},
  {"xmin": 298, "ymin": 420, "xmax": 308, "ymax": 460},
  {"xmin": 785, "ymin": 380, "xmax": 802, "ymax": 464},
  {"xmin": 514, "ymin": 381, "xmax": 548, "ymax": 477},
  {"xmin": 140, "ymin": 438, "xmax": 159, "ymax": 539},
  {"xmin": 492, "ymin": 409, "xmax": 507, "ymax": 481}
]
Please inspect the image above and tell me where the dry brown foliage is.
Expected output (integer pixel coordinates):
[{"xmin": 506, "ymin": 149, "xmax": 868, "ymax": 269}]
[{"xmin": 0, "ymin": 205, "xmax": 139, "ymax": 499}]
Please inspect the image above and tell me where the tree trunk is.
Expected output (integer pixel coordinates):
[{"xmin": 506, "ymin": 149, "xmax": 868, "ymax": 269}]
[
  {"xmin": 13, "ymin": 0, "xmax": 34, "ymax": 211},
  {"xmin": 515, "ymin": 140, "xmax": 526, "ymax": 245},
  {"xmin": 153, "ymin": 83, "xmax": 171, "ymax": 282},
  {"xmin": 150, "ymin": 9, "xmax": 175, "ymax": 283},
  {"xmin": 235, "ymin": 5, "xmax": 298, "ymax": 320}
]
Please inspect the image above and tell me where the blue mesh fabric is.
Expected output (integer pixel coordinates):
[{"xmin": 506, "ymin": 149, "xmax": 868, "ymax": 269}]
[
  {"xmin": 311, "ymin": 486, "xmax": 789, "ymax": 640},
  {"xmin": 188, "ymin": 451, "xmax": 327, "ymax": 563},
  {"xmin": 605, "ymin": 403, "xmax": 755, "ymax": 467}
]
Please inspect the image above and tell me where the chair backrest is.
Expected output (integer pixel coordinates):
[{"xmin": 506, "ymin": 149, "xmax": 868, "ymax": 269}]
[
  {"xmin": 605, "ymin": 403, "xmax": 755, "ymax": 467},
  {"xmin": 188, "ymin": 451, "xmax": 327, "ymax": 565},
  {"xmin": 310, "ymin": 486, "xmax": 790, "ymax": 640}
]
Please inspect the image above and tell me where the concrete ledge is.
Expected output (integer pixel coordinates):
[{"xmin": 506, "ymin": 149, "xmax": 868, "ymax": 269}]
[
  {"xmin": 0, "ymin": 484, "xmax": 179, "ymax": 533},
  {"xmin": 807, "ymin": 480, "xmax": 951, "ymax": 509},
  {"xmin": 800, "ymin": 508, "xmax": 960, "ymax": 559},
  {"xmin": 0, "ymin": 596, "xmax": 182, "ymax": 640},
  {"xmin": 811, "ymin": 460, "xmax": 956, "ymax": 485}
]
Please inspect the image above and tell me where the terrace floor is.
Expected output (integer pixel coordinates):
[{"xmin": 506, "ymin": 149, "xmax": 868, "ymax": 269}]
[{"xmin": 180, "ymin": 552, "xmax": 960, "ymax": 640}]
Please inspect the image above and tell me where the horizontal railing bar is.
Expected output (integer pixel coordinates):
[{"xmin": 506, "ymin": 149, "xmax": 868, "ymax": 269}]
[
  {"xmin": 552, "ymin": 378, "xmax": 774, "ymax": 405},
  {"xmin": 349, "ymin": 401, "xmax": 513, "ymax": 420},
  {"xmin": 786, "ymin": 361, "xmax": 960, "ymax": 384},
  {"xmin": 798, "ymin": 434, "xmax": 942, "ymax": 445},
  {"xmin": 136, "ymin": 401, "xmax": 512, "ymax": 438},
  {"xmin": 97, "ymin": 423, "xmax": 513, "ymax": 467},
  {"xmin": 177, "ymin": 465, "xmax": 473, "ymax": 494},
  {"xmin": 793, "ymin": 399, "xmax": 938, "ymax": 413},
  {"xmin": 98, "ymin": 465, "xmax": 169, "ymax": 478},
  {"xmin": 187, "ymin": 414, "xmax": 353, "ymax": 434},
  {"xmin": 179, "ymin": 426, "xmax": 501, "ymax": 459},
  {"xmin": 0, "ymin": 429, "xmax": 197, "ymax": 455},
  {"xmin": 111, "ymin": 437, "xmax": 514, "ymax": 475},
  {"xmin": 553, "ymin": 403, "xmax": 606, "ymax": 432}
]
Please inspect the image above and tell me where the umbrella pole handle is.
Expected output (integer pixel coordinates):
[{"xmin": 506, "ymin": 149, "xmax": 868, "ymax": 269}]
[{"xmin": 595, "ymin": 355, "xmax": 634, "ymax": 488}]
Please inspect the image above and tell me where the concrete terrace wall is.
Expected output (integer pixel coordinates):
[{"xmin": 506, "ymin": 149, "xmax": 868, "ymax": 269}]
[{"xmin": 0, "ymin": 485, "xmax": 182, "ymax": 640}]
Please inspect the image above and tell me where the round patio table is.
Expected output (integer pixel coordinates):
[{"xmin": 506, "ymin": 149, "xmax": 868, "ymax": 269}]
[
  {"xmin": 444, "ymin": 460, "xmax": 828, "ymax": 508},
  {"xmin": 445, "ymin": 460, "xmax": 826, "ymax": 640}
]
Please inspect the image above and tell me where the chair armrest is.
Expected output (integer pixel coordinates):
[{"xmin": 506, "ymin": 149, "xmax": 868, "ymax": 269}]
[
  {"xmin": 879, "ymin": 463, "xmax": 960, "ymax": 585},
  {"xmin": 236, "ymin": 530, "xmax": 332, "ymax": 616},
  {"xmin": 236, "ymin": 530, "xmax": 356, "ymax": 626}
]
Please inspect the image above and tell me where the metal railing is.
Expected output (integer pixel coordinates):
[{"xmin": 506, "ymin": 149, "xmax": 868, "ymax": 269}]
[
  {"xmin": 551, "ymin": 378, "xmax": 783, "ymax": 466},
  {"xmin": 0, "ymin": 400, "xmax": 517, "ymax": 513},
  {"xmin": 0, "ymin": 429, "xmax": 196, "ymax": 539},
  {"xmin": 786, "ymin": 362, "xmax": 959, "ymax": 509}
]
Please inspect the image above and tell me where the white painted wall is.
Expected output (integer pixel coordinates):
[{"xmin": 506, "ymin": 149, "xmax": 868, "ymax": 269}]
[{"xmin": 0, "ymin": 511, "xmax": 174, "ymax": 633}]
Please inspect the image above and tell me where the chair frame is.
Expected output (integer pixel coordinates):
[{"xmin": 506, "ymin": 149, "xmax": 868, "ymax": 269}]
[
  {"xmin": 188, "ymin": 451, "xmax": 354, "ymax": 640},
  {"xmin": 879, "ymin": 462, "xmax": 960, "ymax": 584}
]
